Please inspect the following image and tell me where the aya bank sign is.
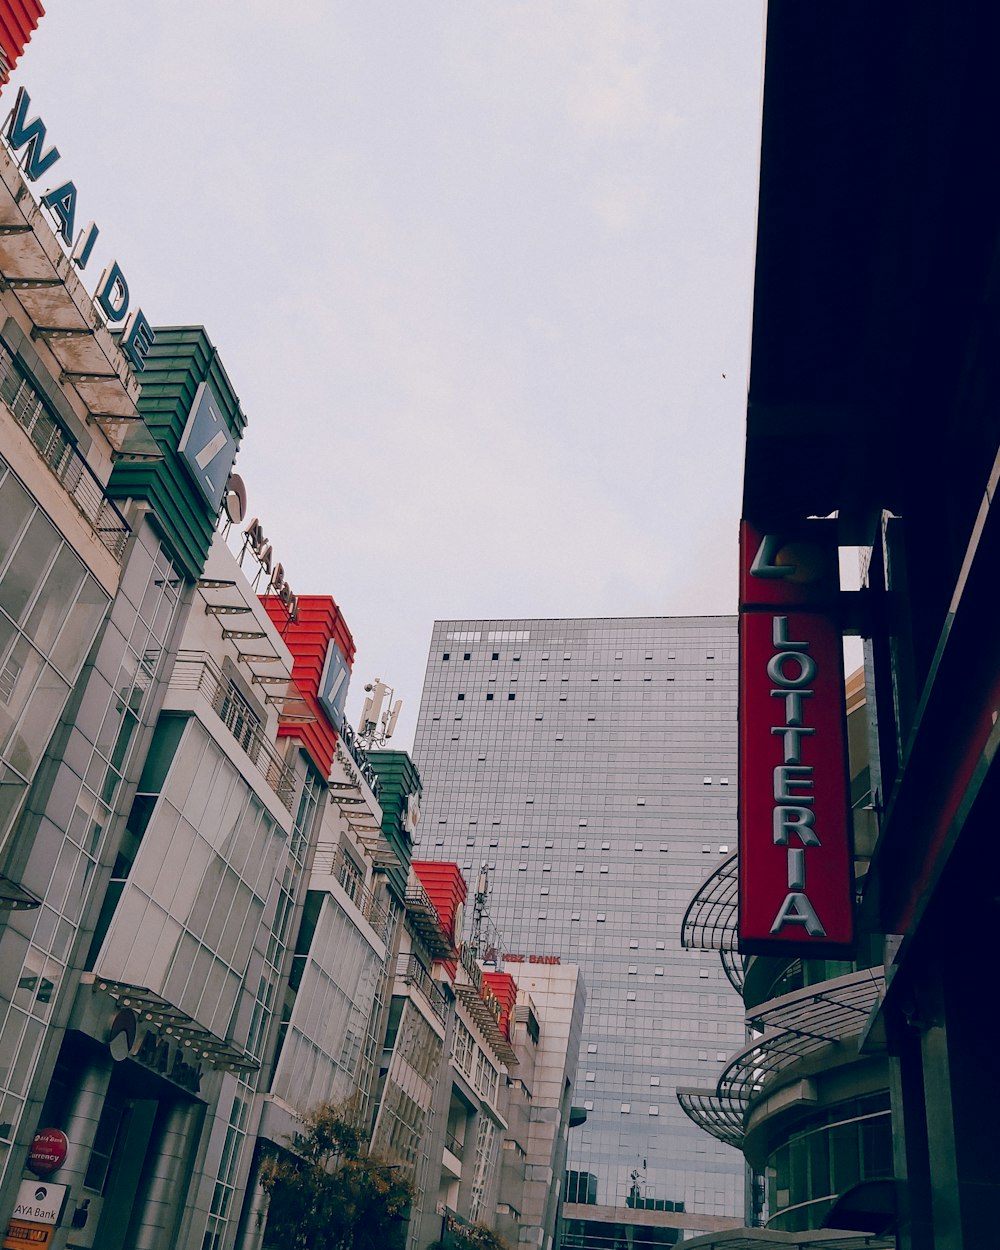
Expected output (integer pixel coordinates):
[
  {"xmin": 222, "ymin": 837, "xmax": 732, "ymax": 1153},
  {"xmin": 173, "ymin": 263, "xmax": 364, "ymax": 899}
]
[{"xmin": 738, "ymin": 521, "xmax": 854, "ymax": 956}]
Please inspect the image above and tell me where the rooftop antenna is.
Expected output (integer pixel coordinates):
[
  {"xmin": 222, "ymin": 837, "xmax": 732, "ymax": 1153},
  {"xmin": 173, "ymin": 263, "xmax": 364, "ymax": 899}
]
[
  {"xmin": 470, "ymin": 864, "xmax": 490, "ymax": 957},
  {"xmin": 358, "ymin": 677, "xmax": 402, "ymax": 749}
]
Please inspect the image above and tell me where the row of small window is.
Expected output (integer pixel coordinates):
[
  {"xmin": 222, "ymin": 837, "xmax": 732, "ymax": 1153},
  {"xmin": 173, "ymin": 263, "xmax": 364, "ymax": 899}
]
[
  {"xmin": 584, "ymin": 1061, "xmax": 724, "ymax": 1082},
  {"xmin": 442, "ymin": 650, "xmax": 716, "ymax": 662},
  {"xmin": 453, "ymin": 673, "xmax": 720, "ymax": 700},
  {"xmin": 583, "ymin": 1103, "xmax": 661, "ymax": 1115},
  {"xmin": 436, "ymin": 844, "xmax": 730, "ymax": 858}
]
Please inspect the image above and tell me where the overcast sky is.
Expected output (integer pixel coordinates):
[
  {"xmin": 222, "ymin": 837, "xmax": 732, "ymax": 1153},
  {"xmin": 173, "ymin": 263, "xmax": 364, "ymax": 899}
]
[{"xmin": 8, "ymin": 2, "xmax": 766, "ymax": 748}]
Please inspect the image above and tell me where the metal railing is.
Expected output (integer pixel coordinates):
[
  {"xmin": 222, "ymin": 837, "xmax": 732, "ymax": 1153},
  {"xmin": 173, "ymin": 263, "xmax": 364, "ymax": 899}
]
[
  {"xmin": 444, "ymin": 1129, "xmax": 464, "ymax": 1156},
  {"xmin": 311, "ymin": 843, "xmax": 392, "ymax": 942},
  {"xmin": 0, "ymin": 341, "xmax": 130, "ymax": 560},
  {"xmin": 396, "ymin": 954, "xmax": 448, "ymax": 1021},
  {"xmin": 171, "ymin": 651, "xmax": 295, "ymax": 810}
]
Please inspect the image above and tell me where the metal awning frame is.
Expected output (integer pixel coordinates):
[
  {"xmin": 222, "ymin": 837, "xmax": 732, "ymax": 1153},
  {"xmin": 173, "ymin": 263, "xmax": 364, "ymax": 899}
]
[
  {"xmin": 677, "ymin": 968, "xmax": 885, "ymax": 1148},
  {"xmin": 90, "ymin": 976, "xmax": 260, "ymax": 1073},
  {"xmin": 0, "ymin": 146, "xmax": 160, "ymax": 460}
]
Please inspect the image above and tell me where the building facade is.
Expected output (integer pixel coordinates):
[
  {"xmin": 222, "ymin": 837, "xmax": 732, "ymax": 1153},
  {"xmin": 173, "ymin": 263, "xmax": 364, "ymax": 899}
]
[
  {"xmin": 681, "ymin": 4, "xmax": 1000, "ymax": 1247},
  {"xmin": 413, "ymin": 618, "xmax": 748, "ymax": 1247}
]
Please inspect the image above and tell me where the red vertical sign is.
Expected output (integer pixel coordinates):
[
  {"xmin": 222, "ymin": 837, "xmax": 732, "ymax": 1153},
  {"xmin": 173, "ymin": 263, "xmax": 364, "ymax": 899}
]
[{"xmin": 738, "ymin": 522, "xmax": 854, "ymax": 955}]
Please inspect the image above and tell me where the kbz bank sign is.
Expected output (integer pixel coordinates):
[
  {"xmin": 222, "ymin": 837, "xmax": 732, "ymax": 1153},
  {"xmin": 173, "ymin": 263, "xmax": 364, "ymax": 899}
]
[{"xmin": 738, "ymin": 521, "xmax": 854, "ymax": 956}]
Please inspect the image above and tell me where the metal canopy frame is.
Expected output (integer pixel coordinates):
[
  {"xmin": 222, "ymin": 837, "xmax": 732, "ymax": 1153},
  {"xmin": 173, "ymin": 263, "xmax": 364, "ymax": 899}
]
[
  {"xmin": 89, "ymin": 975, "xmax": 260, "ymax": 1072},
  {"xmin": 454, "ymin": 982, "xmax": 518, "ymax": 1066},
  {"xmin": 196, "ymin": 581, "xmax": 315, "ymax": 726},
  {"xmin": 0, "ymin": 147, "xmax": 160, "ymax": 460},
  {"xmin": 678, "ymin": 968, "xmax": 885, "ymax": 1148},
  {"xmin": 682, "ymin": 852, "xmax": 745, "ymax": 991},
  {"xmin": 679, "ymin": 1229, "xmax": 894, "ymax": 1250},
  {"xmin": 404, "ymin": 882, "xmax": 455, "ymax": 960},
  {"xmin": 0, "ymin": 872, "xmax": 41, "ymax": 910}
]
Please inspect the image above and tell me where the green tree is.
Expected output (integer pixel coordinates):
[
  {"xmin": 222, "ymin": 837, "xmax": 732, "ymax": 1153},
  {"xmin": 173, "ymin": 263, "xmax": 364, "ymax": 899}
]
[
  {"xmin": 428, "ymin": 1220, "xmax": 511, "ymax": 1250},
  {"xmin": 259, "ymin": 1100, "xmax": 412, "ymax": 1250}
]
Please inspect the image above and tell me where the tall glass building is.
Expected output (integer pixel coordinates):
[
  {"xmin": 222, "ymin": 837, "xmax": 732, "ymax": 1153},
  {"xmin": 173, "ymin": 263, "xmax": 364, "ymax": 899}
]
[{"xmin": 412, "ymin": 617, "xmax": 746, "ymax": 1247}]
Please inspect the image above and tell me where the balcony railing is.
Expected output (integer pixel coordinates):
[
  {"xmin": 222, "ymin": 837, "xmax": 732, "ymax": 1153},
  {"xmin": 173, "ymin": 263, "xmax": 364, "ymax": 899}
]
[
  {"xmin": 396, "ymin": 954, "xmax": 448, "ymax": 1022},
  {"xmin": 311, "ymin": 843, "xmax": 392, "ymax": 943},
  {"xmin": 171, "ymin": 651, "xmax": 295, "ymax": 810},
  {"xmin": 0, "ymin": 341, "xmax": 130, "ymax": 560}
]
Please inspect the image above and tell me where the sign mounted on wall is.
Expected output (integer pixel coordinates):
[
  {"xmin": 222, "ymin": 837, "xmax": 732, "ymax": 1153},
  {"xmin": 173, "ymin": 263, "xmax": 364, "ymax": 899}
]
[
  {"xmin": 318, "ymin": 640, "xmax": 351, "ymax": 731},
  {"xmin": 25, "ymin": 1130, "xmax": 68, "ymax": 1177},
  {"xmin": 738, "ymin": 520, "xmax": 854, "ymax": 956},
  {"xmin": 178, "ymin": 381, "xmax": 238, "ymax": 512}
]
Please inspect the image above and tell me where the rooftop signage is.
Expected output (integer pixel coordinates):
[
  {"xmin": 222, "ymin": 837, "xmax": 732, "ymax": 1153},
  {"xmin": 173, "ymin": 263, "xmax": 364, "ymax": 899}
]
[
  {"xmin": 738, "ymin": 520, "xmax": 854, "ymax": 956},
  {"xmin": 338, "ymin": 718, "xmax": 379, "ymax": 795},
  {"xmin": 3, "ymin": 88, "xmax": 155, "ymax": 372}
]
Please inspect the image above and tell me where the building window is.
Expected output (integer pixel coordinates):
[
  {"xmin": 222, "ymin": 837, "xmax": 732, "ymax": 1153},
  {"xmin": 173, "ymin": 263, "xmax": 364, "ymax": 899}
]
[
  {"xmin": 621, "ymin": 1104, "xmax": 631, "ymax": 1114},
  {"xmin": 486, "ymin": 693, "xmax": 494, "ymax": 701},
  {"xmin": 596, "ymin": 913, "xmax": 606, "ymax": 922},
  {"xmin": 577, "ymin": 840, "xmax": 587, "ymax": 849},
  {"xmin": 600, "ymin": 866, "xmax": 609, "ymax": 874},
  {"xmin": 584, "ymin": 1100, "xmax": 594, "ymax": 1111},
  {"xmin": 648, "ymin": 1106, "xmax": 659, "ymax": 1116},
  {"xmin": 588, "ymin": 1043, "xmax": 598, "ymax": 1053},
  {"xmin": 463, "ymin": 652, "xmax": 471, "ymax": 660},
  {"xmin": 586, "ymin": 1072, "xmax": 596, "ymax": 1082},
  {"xmin": 571, "ymin": 913, "xmax": 580, "ymax": 921},
  {"xmin": 630, "ymin": 940, "xmax": 639, "ymax": 949},
  {"xmin": 651, "ymin": 1076, "xmax": 660, "ymax": 1086},
  {"xmin": 508, "ymin": 693, "xmax": 516, "ymax": 701},
  {"xmin": 626, "ymin": 991, "xmax": 636, "ymax": 1001},
  {"xmin": 442, "ymin": 653, "xmax": 450, "ymax": 660},
  {"xmin": 457, "ymin": 693, "xmax": 465, "ymax": 701},
  {"xmin": 628, "ymin": 966, "xmax": 638, "ymax": 975},
  {"xmin": 492, "ymin": 652, "xmax": 499, "ymax": 660},
  {"xmin": 518, "ymin": 863, "xmax": 527, "ymax": 871},
  {"xmin": 654, "ymin": 967, "xmax": 664, "ymax": 976}
]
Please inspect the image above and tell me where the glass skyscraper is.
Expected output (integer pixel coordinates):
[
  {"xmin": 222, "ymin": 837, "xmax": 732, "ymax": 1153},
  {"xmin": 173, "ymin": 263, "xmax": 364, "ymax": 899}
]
[{"xmin": 412, "ymin": 617, "xmax": 746, "ymax": 1247}]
